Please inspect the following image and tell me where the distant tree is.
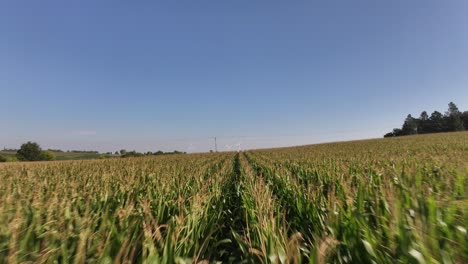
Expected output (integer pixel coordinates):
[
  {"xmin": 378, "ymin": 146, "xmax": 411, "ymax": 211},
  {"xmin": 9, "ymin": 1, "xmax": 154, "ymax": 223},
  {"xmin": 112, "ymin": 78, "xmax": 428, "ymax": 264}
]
[
  {"xmin": 16, "ymin": 142, "xmax": 58, "ymax": 161},
  {"xmin": 120, "ymin": 149, "xmax": 127, "ymax": 155},
  {"xmin": 445, "ymin": 102, "xmax": 464, "ymax": 131},
  {"xmin": 47, "ymin": 149, "xmax": 64, "ymax": 153},
  {"xmin": 121, "ymin": 151, "xmax": 143, "ymax": 158},
  {"xmin": 420, "ymin": 111, "xmax": 429, "ymax": 120},
  {"xmin": 462, "ymin": 111, "xmax": 468, "ymax": 130},
  {"xmin": 395, "ymin": 128, "xmax": 403, "ymax": 136},
  {"xmin": 16, "ymin": 142, "xmax": 44, "ymax": 161},
  {"xmin": 394, "ymin": 128, "xmax": 403, "ymax": 136},
  {"xmin": 417, "ymin": 111, "xmax": 430, "ymax": 134},
  {"xmin": 69, "ymin": 150, "xmax": 98, "ymax": 153},
  {"xmin": 115, "ymin": 151, "xmax": 119, "ymax": 155},
  {"xmin": 0, "ymin": 155, "xmax": 7, "ymax": 162},
  {"xmin": 401, "ymin": 114, "xmax": 418, "ymax": 135},
  {"xmin": 384, "ymin": 128, "xmax": 403, "ymax": 137},
  {"xmin": 2, "ymin": 148, "xmax": 17, "ymax": 152},
  {"xmin": 428, "ymin": 111, "xmax": 445, "ymax": 133},
  {"xmin": 446, "ymin": 102, "xmax": 461, "ymax": 116}
]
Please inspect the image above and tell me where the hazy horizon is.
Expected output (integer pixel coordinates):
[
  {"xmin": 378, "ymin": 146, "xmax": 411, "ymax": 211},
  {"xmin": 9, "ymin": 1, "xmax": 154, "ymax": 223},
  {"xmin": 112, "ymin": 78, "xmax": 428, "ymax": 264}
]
[
  {"xmin": 1, "ymin": 131, "xmax": 387, "ymax": 153},
  {"xmin": 2, "ymin": 1, "xmax": 468, "ymax": 152}
]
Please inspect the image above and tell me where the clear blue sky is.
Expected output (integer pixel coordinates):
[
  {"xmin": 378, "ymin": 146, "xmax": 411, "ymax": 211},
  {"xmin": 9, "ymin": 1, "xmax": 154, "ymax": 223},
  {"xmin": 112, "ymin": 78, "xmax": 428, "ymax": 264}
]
[{"xmin": 1, "ymin": 1, "xmax": 467, "ymax": 153}]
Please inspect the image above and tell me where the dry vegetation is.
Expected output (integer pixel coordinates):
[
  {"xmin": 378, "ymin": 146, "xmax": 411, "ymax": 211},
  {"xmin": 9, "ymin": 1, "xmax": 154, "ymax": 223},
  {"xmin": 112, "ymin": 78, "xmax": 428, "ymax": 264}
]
[{"xmin": 0, "ymin": 132, "xmax": 467, "ymax": 263}]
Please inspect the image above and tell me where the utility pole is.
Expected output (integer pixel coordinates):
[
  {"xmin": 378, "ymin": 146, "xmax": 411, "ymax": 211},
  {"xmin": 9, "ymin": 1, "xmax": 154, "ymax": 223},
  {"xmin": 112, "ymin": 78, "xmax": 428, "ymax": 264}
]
[{"xmin": 214, "ymin": 137, "xmax": 218, "ymax": 152}]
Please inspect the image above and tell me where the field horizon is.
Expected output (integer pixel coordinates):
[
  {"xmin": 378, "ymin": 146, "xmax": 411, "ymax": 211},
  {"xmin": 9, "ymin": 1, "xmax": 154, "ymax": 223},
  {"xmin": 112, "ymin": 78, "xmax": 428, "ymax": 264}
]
[{"xmin": 4, "ymin": 131, "xmax": 468, "ymax": 161}]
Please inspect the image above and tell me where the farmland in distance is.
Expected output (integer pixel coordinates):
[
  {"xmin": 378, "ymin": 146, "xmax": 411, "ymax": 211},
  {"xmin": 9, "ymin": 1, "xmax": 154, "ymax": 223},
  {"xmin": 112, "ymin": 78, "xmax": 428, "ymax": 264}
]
[{"xmin": 0, "ymin": 132, "xmax": 467, "ymax": 263}]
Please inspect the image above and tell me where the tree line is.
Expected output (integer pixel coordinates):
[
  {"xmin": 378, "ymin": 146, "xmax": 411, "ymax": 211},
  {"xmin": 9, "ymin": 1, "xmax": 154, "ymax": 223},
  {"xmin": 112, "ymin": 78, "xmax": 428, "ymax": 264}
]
[
  {"xmin": 384, "ymin": 102, "xmax": 468, "ymax": 137},
  {"xmin": 0, "ymin": 142, "xmax": 187, "ymax": 162},
  {"xmin": 113, "ymin": 149, "xmax": 186, "ymax": 158}
]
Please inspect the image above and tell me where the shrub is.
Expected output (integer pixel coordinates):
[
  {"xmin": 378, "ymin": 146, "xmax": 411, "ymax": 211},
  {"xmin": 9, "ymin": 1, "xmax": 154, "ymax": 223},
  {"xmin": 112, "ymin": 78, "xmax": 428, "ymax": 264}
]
[
  {"xmin": 98, "ymin": 154, "xmax": 111, "ymax": 159},
  {"xmin": 40, "ymin": 151, "xmax": 56, "ymax": 161}
]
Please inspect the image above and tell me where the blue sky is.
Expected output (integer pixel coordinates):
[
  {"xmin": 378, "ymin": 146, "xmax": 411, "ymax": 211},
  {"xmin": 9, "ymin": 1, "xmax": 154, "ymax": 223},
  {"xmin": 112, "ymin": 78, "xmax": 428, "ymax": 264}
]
[{"xmin": 1, "ymin": 1, "xmax": 467, "ymax": 152}]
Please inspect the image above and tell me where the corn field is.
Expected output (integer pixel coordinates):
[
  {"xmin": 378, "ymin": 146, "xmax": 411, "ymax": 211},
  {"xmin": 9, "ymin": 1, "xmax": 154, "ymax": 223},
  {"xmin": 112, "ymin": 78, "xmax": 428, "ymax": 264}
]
[{"xmin": 0, "ymin": 132, "xmax": 467, "ymax": 263}]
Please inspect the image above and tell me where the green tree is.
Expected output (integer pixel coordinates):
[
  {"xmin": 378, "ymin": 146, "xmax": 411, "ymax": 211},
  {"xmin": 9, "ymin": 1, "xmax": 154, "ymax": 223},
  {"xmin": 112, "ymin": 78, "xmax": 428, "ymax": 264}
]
[
  {"xmin": 462, "ymin": 111, "xmax": 468, "ymax": 130},
  {"xmin": 384, "ymin": 128, "xmax": 403, "ymax": 138},
  {"xmin": 428, "ymin": 111, "xmax": 445, "ymax": 133},
  {"xmin": 401, "ymin": 114, "xmax": 418, "ymax": 135},
  {"xmin": 417, "ymin": 111, "xmax": 430, "ymax": 134},
  {"xmin": 0, "ymin": 155, "xmax": 7, "ymax": 162},
  {"xmin": 447, "ymin": 101, "xmax": 460, "ymax": 116},
  {"xmin": 445, "ymin": 102, "xmax": 464, "ymax": 131},
  {"xmin": 16, "ymin": 142, "xmax": 44, "ymax": 161}
]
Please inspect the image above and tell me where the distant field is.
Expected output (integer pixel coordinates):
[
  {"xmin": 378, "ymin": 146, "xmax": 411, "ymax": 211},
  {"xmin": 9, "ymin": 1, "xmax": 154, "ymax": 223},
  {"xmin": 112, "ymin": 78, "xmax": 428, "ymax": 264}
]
[
  {"xmin": 0, "ymin": 151, "xmax": 15, "ymax": 158},
  {"xmin": 0, "ymin": 132, "xmax": 466, "ymax": 263},
  {"xmin": 0, "ymin": 150, "xmax": 102, "ymax": 161}
]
